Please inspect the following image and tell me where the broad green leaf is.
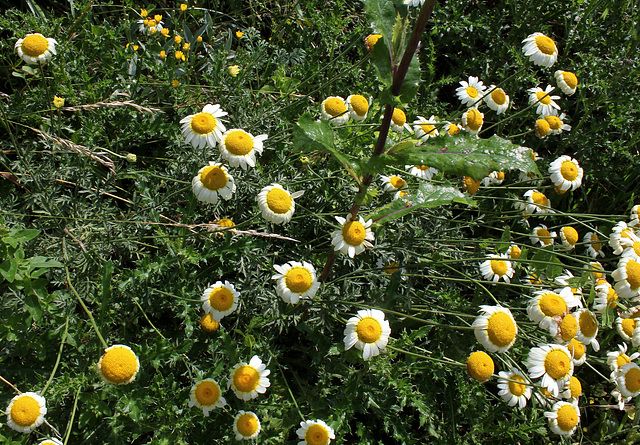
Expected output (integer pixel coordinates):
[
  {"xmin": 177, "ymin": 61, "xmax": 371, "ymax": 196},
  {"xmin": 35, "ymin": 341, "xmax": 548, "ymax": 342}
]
[
  {"xmin": 366, "ymin": 181, "xmax": 473, "ymax": 224},
  {"xmin": 9, "ymin": 228, "xmax": 39, "ymax": 243},
  {"xmin": 293, "ymin": 114, "xmax": 359, "ymax": 178},
  {"xmin": 398, "ymin": 52, "xmax": 421, "ymax": 103},
  {"xmin": 362, "ymin": 132, "xmax": 541, "ymax": 181},
  {"xmin": 364, "ymin": 0, "xmax": 397, "ymax": 48},
  {"xmin": 27, "ymin": 256, "xmax": 63, "ymax": 269},
  {"xmin": 0, "ymin": 258, "xmax": 18, "ymax": 282},
  {"xmin": 370, "ymin": 34, "xmax": 393, "ymax": 87}
]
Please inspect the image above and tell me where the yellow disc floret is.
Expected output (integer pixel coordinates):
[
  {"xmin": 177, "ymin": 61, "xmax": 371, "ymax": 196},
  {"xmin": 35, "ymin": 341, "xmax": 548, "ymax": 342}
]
[
  {"xmin": 560, "ymin": 314, "xmax": 577, "ymax": 342},
  {"xmin": 209, "ymin": 286, "xmax": 234, "ymax": 311},
  {"xmin": 200, "ymin": 313, "xmax": 220, "ymax": 333},
  {"xmin": 9, "ymin": 395, "xmax": 41, "ymax": 427},
  {"xmin": 236, "ymin": 413, "xmax": 259, "ymax": 436},
  {"xmin": 508, "ymin": 374, "xmax": 527, "ymax": 397},
  {"xmin": 224, "ymin": 130, "xmax": 253, "ymax": 155},
  {"xmin": 194, "ymin": 380, "xmax": 221, "ymax": 406},
  {"xmin": 21, "ymin": 34, "xmax": 49, "ymax": 57},
  {"xmin": 342, "ymin": 221, "xmax": 366, "ymax": 246},
  {"xmin": 324, "ymin": 98, "xmax": 347, "ymax": 117},
  {"xmin": 560, "ymin": 161, "xmax": 579, "ymax": 181},
  {"xmin": 490, "ymin": 260, "xmax": 508, "ymax": 276},
  {"xmin": 200, "ymin": 166, "xmax": 227, "ymax": 191},
  {"xmin": 350, "ymin": 95, "xmax": 369, "ymax": 116},
  {"xmin": 625, "ymin": 259, "xmax": 640, "ymax": 290},
  {"xmin": 556, "ymin": 404, "xmax": 578, "ymax": 432},
  {"xmin": 625, "ymin": 367, "xmax": 640, "ymax": 393},
  {"xmin": 467, "ymin": 351, "xmax": 494, "ymax": 382},
  {"xmin": 392, "ymin": 108, "xmax": 406, "ymax": 126},
  {"xmin": 535, "ymin": 35, "xmax": 557, "ymax": 55},
  {"xmin": 232, "ymin": 365, "xmax": 260, "ymax": 392},
  {"xmin": 190, "ymin": 112, "xmax": 217, "ymax": 135},
  {"xmin": 539, "ymin": 293, "xmax": 567, "ymax": 317},
  {"xmin": 285, "ymin": 267, "xmax": 313, "ymax": 293},
  {"xmin": 99, "ymin": 346, "xmax": 139, "ymax": 384},
  {"xmin": 545, "ymin": 349, "xmax": 571, "ymax": 379},
  {"xmin": 266, "ymin": 188, "xmax": 292, "ymax": 214},
  {"xmin": 305, "ymin": 424, "xmax": 330, "ymax": 445},
  {"xmin": 356, "ymin": 317, "xmax": 383, "ymax": 343},
  {"xmin": 486, "ymin": 312, "xmax": 516, "ymax": 347}
]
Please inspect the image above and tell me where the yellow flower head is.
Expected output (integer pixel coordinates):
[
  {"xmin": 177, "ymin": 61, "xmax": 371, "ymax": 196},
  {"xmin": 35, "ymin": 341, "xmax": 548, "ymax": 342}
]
[
  {"xmin": 53, "ymin": 96, "xmax": 65, "ymax": 109},
  {"xmin": 97, "ymin": 344, "xmax": 140, "ymax": 385}
]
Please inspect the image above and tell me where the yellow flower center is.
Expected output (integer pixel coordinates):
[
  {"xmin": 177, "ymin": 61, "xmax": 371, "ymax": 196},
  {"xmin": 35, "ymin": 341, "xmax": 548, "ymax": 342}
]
[
  {"xmin": 355, "ymin": 316, "xmax": 382, "ymax": 343},
  {"xmin": 342, "ymin": 221, "xmax": 366, "ymax": 246},
  {"xmin": 349, "ymin": 95, "xmax": 369, "ymax": 116},
  {"xmin": 631, "ymin": 241, "xmax": 640, "ymax": 256},
  {"xmin": 466, "ymin": 86, "xmax": 479, "ymax": 99},
  {"xmin": 558, "ymin": 161, "xmax": 579, "ymax": 181},
  {"xmin": 224, "ymin": 130, "xmax": 253, "ymax": 156},
  {"xmin": 491, "ymin": 88, "xmax": 506, "ymax": 105},
  {"xmin": 324, "ymin": 98, "xmax": 347, "ymax": 117},
  {"xmin": 486, "ymin": 311, "xmax": 516, "ymax": 347},
  {"xmin": 621, "ymin": 318, "xmax": 636, "ymax": 337},
  {"xmin": 100, "ymin": 347, "xmax": 138, "ymax": 384},
  {"xmin": 495, "ymin": 172, "xmax": 505, "ymax": 181},
  {"xmin": 466, "ymin": 351, "xmax": 494, "ymax": 382},
  {"xmin": 545, "ymin": 349, "xmax": 571, "ymax": 379},
  {"xmin": 200, "ymin": 166, "xmax": 227, "ymax": 191},
  {"xmin": 154, "ymin": 14, "xmax": 162, "ymax": 22},
  {"xmin": 217, "ymin": 218, "xmax": 235, "ymax": 228},
  {"xmin": 536, "ymin": 228, "xmax": 553, "ymax": 245},
  {"xmin": 531, "ymin": 191, "xmax": 548, "ymax": 207},
  {"xmin": 384, "ymin": 261, "xmax": 399, "ymax": 274},
  {"xmin": 305, "ymin": 424, "xmax": 330, "ymax": 445},
  {"xmin": 508, "ymin": 374, "xmax": 527, "ymax": 396},
  {"xmin": 579, "ymin": 311, "xmax": 598, "ymax": 337},
  {"xmin": 539, "ymin": 293, "xmax": 567, "ymax": 317},
  {"xmin": 617, "ymin": 354, "xmax": 631, "ymax": 368},
  {"xmin": 415, "ymin": 165, "xmax": 429, "ymax": 171},
  {"xmin": 567, "ymin": 339, "xmax": 585, "ymax": 360},
  {"xmin": 562, "ymin": 227, "xmax": 579, "ymax": 245},
  {"xmin": 625, "ymin": 367, "xmax": 640, "ymax": 393},
  {"xmin": 285, "ymin": 267, "xmax": 313, "ymax": 293},
  {"xmin": 200, "ymin": 313, "xmax": 220, "ymax": 333},
  {"xmin": 448, "ymin": 123, "xmax": 460, "ymax": 135},
  {"xmin": 9, "ymin": 395, "xmax": 41, "ymax": 427},
  {"xmin": 389, "ymin": 176, "xmax": 405, "ymax": 189},
  {"xmin": 236, "ymin": 413, "xmax": 259, "ymax": 436},
  {"xmin": 556, "ymin": 405, "xmax": 578, "ymax": 432},
  {"xmin": 588, "ymin": 235, "xmax": 602, "ymax": 252},
  {"xmin": 535, "ymin": 35, "xmax": 557, "ymax": 55},
  {"xmin": 366, "ymin": 34, "xmax": 382, "ymax": 50},
  {"xmin": 560, "ymin": 314, "xmax": 577, "ymax": 342},
  {"xmin": 21, "ymin": 34, "xmax": 49, "ymax": 57},
  {"xmin": 545, "ymin": 115, "xmax": 562, "ymax": 131},
  {"xmin": 194, "ymin": 381, "xmax": 220, "ymax": 406},
  {"xmin": 463, "ymin": 176, "xmax": 480, "ymax": 195},
  {"xmin": 626, "ymin": 259, "xmax": 640, "ymax": 290},
  {"xmin": 535, "ymin": 91, "xmax": 552, "ymax": 105},
  {"xmin": 208, "ymin": 286, "xmax": 234, "ymax": 311},
  {"xmin": 622, "ymin": 228, "xmax": 634, "ymax": 240},
  {"xmin": 466, "ymin": 109, "xmax": 483, "ymax": 131},
  {"xmin": 606, "ymin": 287, "xmax": 618, "ymax": 309},
  {"xmin": 266, "ymin": 188, "xmax": 292, "ymax": 214},
  {"xmin": 420, "ymin": 123, "xmax": 436, "ymax": 136},
  {"xmin": 233, "ymin": 365, "xmax": 260, "ymax": 392},
  {"xmin": 489, "ymin": 260, "xmax": 508, "ymax": 276},
  {"xmin": 509, "ymin": 245, "xmax": 521, "ymax": 259},
  {"xmin": 535, "ymin": 119, "xmax": 550, "ymax": 138},
  {"xmin": 190, "ymin": 112, "xmax": 217, "ymax": 135},
  {"xmin": 562, "ymin": 71, "xmax": 578, "ymax": 89},
  {"xmin": 569, "ymin": 376, "xmax": 581, "ymax": 398},
  {"xmin": 392, "ymin": 108, "xmax": 406, "ymax": 126}
]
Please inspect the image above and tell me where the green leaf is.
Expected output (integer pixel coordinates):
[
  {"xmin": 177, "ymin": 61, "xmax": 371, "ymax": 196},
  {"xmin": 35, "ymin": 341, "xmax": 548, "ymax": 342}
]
[
  {"xmin": 364, "ymin": 0, "xmax": 397, "ymax": 48},
  {"xmin": 9, "ymin": 228, "xmax": 39, "ymax": 243},
  {"xmin": 293, "ymin": 114, "xmax": 359, "ymax": 179},
  {"xmin": 0, "ymin": 259, "xmax": 18, "ymax": 282},
  {"xmin": 366, "ymin": 181, "xmax": 473, "ymax": 224},
  {"xmin": 370, "ymin": 34, "xmax": 393, "ymax": 87},
  {"xmin": 398, "ymin": 53, "xmax": 421, "ymax": 103},
  {"xmin": 362, "ymin": 133, "xmax": 541, "ymax": 180}
]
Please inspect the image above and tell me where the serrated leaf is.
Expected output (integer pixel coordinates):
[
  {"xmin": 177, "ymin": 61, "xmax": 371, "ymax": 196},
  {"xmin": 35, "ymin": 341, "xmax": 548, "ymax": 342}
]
[
  {"xmin": 293, "ymin": 114, "xmax": 359, "ymax": 178},
  {"xmin": 398, "ymin": 53, "xmax": 421, "ymax": 103},
  {"xmin": 362, "ymin": 133, "xmax": 541, "ymax": 180},
  {"xmin": 366, "ymin": 181, "xmax": 473, "ymax": 224}
]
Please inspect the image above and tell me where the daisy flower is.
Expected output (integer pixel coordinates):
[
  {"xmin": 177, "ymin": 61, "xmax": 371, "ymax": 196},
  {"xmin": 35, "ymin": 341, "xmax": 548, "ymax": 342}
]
[
  {"xmin": 97, "ymin": 344, "xmax": 140, "ymax": 385},
  {"xmin": 544, "ymin": 401, "xmax": 580, "ymax": 436},
  {"xmin": 380, "ymin": 174, "xmax": 407, "ymax": 195},
  {"xmin": 574, "ymin": 309, "xmax": 600, "ymax": 351},
  {"xmin": 412, "ymin": 115, "xmax": 439, "ymax": 140},
  {"xmin": 180, "ymin": 104, "xmax": 227, "ymax": 149},
  {"xmin": 530, "ymin": 225, "xmax": 556, "ymax": 246},
  {"xmin": 219, "ymin": 129, "xmax": 266, "ymax": 169},
  {"xmin": 5, "ymin": 392, "xmax": 47, "ymax": 433},
  {"xmin": 228, "ymin": 355, "xmax": 271, "ymax": 401},
  {"xmin": 344, "ymin": 309, "xmax": 391, "ymax": 360},
  {"xmin": 406, "ymin": 164, "xmax": 438, "ymax": 180},
  {"xmin": 481, "ymin": 171, "xmax": 505, "ymax": 187},
  {"xmin": 520, "ymin": 189, "xmax": 553, "ymax": 216},
  {"xmin": 192, "ymin": 162, "xmax": 235, "ymax": 204},
  {"xmin": 233, "ymin": 411, "xmax": 261, "ymax": 440},
  {"xmin": 365, "ymin": 34, "xmax": 382, "ymax": 51},
  {"xmin": 479, "ymin": 254, "xmax": 514, "ymax": 283},
  {"xmin": 548, "ymin": 155, "xmax": 583, "ymax": 192},
  {"xmin": 483, "ymin": 86, "xmax": 510, "ymax": 114},
  {"xmin": 390, "ymin": 108, "xmax": 411, "ymax": 132},
  {"xmin": 201, "ymin": 281, "xmax": 240, "ymax": 321},
  {"xmin": 189, "ymin": 379, "xmax": 226, "ymax": 416},
  {"xmin": 554, "ymin": 70, "xmax": 578, "ymax": 96},
  {"xmin": 556, "ymin": 313, "xmax": 577, "ymax": 343},
  {"xmin": 535, "ymin": 118, "xmax": 551, "ymax": 138},
  {"xmin": 616, "ymin": 363, "xmax": 640, "ymax": 397},
  {"xmin": 561, "ymin": 376, "xmax": 582, "ymax": 401},
  {"xmin": 611, "ymin": 388, "xmax": 632, "ymax": 410},
  {"xmin": 629, "ymin": 204, "xmax": 640, "ymax": 227},
  {"xmin": 559, "ymin": 226, "xmax": 579, "ymax": 250},
  {"xmin": 584, "ymin": 232, "xmax": 605, "ymax": 258},
  {"xmin": 466, "ymin": 350, "xmax": 494, "ymax": 382},
  {"xmin": 527, "ymin": 344, "xmax": 574, "ymax": 397},
  {"xmin": 528, "ymin": 85, "xmax": 561, "ymax": 116},
  {"xmin": 609, "ymin": 221, "xmax": 639, "ymax": 255},
  {"xmin": 584, "ymin": 261, "xmax": 606, "ymax": 282},
  {"xmin": 272, "ymin": 261, "xmax": 320, "ymax": 304},
  {"xmin": 38, "ymin": 439, "xmax": 63, "ymax": 445},
  {"xmin": 462, "ymin": 107, "xmax": 484, "ymax": 135},
  {"xmin": 615, "ymin": 314, "xmax": 638, "ymax": 342},
  {"xmin": 527, "ymin": 287, "xmax": 580, "ymax": 332},
  {"xmin": 320, "ymin": 96, "xmax": 349, "ymax": 125},
  {"xmin": 15, "ymin": 33, "xmax": 57, "ymax": 64},
  {"xmin": 472, "ymin": 305, "xmax": 518, "ymax": 353},
  {"xmin": 376, "ymin": 258, "xmax": 404, "ymax": 277},
  {"xmin": 442, "ymin": 121, "xmax": 461, "ymax": 136},
  {"xmin": 200, "ymin": 313, "xmax": 221, "ymax": 333},
  {"xmin": 621, "ymin": 233, "xmax": 640, "ymax": 260},
  {"xmin": 522, "ymin": 32, "xmax": 558, "ymax": 68},
  {"xmin": 507, "ymin": 244, "xmax": 522, "ymax": 260},
  {"xmin": 257, "ymin": 183, "xmax": 304, "ymax": 225},
  {"xmin": 463, "ymin": 176, "xmax": 481, "ymax": 195},
  {"xmin": 297, "ymin": 419, "xmax": 335, "ymax": 445},
  {"xmin": 544, "ymin": 111, "xmax": 571, "ymax": 134},
  {"xmin": 455, "ymin": 76, "xmax": 486, "ymax": 107},
  {"xmin": 607, "ymin": 343, "xmax": 640, "ymax": 379},
  {"xmin": 566, "ymin": 338, "xmax": 587, "ymax": 366},
  {"xmin": 613, "ymin": 256, "xmax": 640, "ymax": 298},
  {"xmin": 346, "ymin": 94, "xmax": 370, "ymax": 121},
  {"xmin": 404, "ymin": 0, "xmax": 425, "ymax": 6},
  {"xmin": 331, "ymin": 214, "xmax": 374, "ymax": 258},
  {"xmin": 594, "ymin": 281, "xmax": 619, "ymax": 313},
  {"xmin": 497, "ymin": 369, "xmax": 531, "ymax": 408}
]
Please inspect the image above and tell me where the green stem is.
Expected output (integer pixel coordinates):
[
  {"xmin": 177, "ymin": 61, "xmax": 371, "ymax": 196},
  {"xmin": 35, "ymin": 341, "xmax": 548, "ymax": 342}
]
[
  {"xmin": 65, "ymin": 266, "xmax": 108, "ymax": 349},
  {"xmin": 387, "ymin": 345, "xmax": 465, "ymax": 367},
  {"xmin": 41, "ymin": 313, "xmax": 70, "ymax": 396},
  {"xmin": 273, "ymin": 358, "xmax": 305, "ymax": 422},
  {"xmin": 63, "ymin": 385, "xmax": 83, "ymax": 445}
]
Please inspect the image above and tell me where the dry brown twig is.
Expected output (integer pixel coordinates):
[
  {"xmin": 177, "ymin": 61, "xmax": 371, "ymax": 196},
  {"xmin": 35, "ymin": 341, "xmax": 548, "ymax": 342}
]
[{"xmin": 60, "ymin": 100, "xmax": 163, "ymax": 114}]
